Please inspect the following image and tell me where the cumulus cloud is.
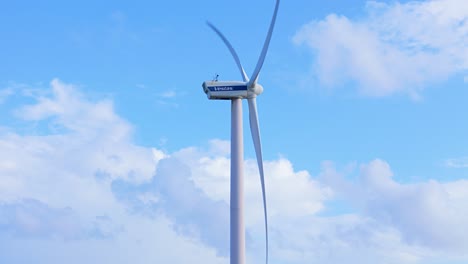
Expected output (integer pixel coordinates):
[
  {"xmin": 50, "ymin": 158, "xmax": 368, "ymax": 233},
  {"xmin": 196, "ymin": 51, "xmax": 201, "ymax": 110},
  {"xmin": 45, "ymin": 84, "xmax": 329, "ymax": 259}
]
[
  {"xmin": 17, "ymin": 79, "xmax": 133, "ymax": 140},
  {"xmin": 0, "ymin": 199, "xmax": 83, "ymax": 239},
  {"xmin": 321, "ymin": 159, "xmax": 468, "ymax": 253},
  {"xmin": 0, "ymin": 79, "xmax": 328, "ymax": 262},
  {"xmin": 293, "ymin": 0, "xmax": 468, "ymax": 97},
  {"xmin": 110, "ymin": 141, "xmax": 331, "ymax": 257},
  {"xmin": 0, "ymin": 79, "xmax": 226, "ymax": 264},
  {"xmin": 2, "ymin": 79, "xmax": 468, "ymax": 264}
]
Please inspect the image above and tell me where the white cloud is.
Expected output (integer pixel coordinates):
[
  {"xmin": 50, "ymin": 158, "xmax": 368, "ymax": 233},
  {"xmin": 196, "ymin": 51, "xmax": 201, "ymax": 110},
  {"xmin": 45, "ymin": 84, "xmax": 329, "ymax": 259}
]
[
  {"xmin": 109, "ymin": 140, "xmax": 331, "ymax": 257},
  {"xmin": 159, "ymin": 90, "xmax": 177, "ymax": 98},
  {"xmin": 0, "ymin": 199, "xmax": 85, "ymax": 239},
  {"xmin": 321, "ymin": 159, "xmax": 468, "ymax": 253},
  {"xmin": 445, "ymin": 157, "xmax": 468, "ymax": 168},
  {"xmin": 0, "ymin": 87, "xmax": 14, "ymax": 104},
  {"xmin": 2, "ymin": 79, "xmax": 468, "ymax": 263},
  {"xmin": 17, "ymin": 79, "xmax": 133, "ymax": 141},
  {"xmin": 168, "ymin": 144, "xmax": 331, "ymax": 226},
  {"xmin": 155, "ymin": 89, "xmax": 179, "ymax": 107},
  {"xmin": 0, "ymin": 216, "xmax": 226, "ymax": 264},
  {"xmin": 293, "ymin": 0, "xmax": 468, "ymax": 97},
  {"xmin": 0, "ymin": 79, "xmax": 226, "ymax": 264}
]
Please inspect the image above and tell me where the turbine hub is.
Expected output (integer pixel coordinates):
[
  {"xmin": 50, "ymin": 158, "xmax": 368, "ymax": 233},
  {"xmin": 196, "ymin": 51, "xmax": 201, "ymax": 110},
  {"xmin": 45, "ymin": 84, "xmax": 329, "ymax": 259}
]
[{"xmin": 250, "ymin": 83, "xmax": 264, "ymax": 97}]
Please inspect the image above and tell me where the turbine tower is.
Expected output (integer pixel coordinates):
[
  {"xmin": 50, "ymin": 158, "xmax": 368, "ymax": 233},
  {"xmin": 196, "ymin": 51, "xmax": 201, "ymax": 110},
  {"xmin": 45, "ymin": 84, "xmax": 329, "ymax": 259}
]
[{"xmin": 202, "ymin": 1, "xmax": 280, "ymax": 264}]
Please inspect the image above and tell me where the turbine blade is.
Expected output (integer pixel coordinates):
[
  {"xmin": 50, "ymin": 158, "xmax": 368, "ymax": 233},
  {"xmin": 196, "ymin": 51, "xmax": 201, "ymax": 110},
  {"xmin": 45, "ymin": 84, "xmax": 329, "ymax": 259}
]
[
  {"xmin": 247, "ymin": 97, "xmax": 268, "ymax": 264},
  {"xmin": 207, "ymin": 21, "xmax": 249, "ymax": 82},
  {"xmin": 248, "ymin": 0, "xmax": 280, "ymax": 88}
]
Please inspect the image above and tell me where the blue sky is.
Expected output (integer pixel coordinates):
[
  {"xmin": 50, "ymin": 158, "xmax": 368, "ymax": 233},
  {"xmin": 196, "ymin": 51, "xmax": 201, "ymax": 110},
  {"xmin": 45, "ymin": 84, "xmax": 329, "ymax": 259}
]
[{"xmin": 1, "ymin": 0, "xmax": 468, "ymax": 263}]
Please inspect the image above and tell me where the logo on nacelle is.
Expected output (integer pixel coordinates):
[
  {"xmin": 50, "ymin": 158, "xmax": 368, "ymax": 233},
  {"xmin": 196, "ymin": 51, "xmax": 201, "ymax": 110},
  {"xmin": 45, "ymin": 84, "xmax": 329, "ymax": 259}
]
[
  {"xmin": 209, "ymin": 85, "xmax": 248, "ymax": 92},
  {"xmin": 214, "ymin": 86, "xmax": 234, "ymax": 91}
]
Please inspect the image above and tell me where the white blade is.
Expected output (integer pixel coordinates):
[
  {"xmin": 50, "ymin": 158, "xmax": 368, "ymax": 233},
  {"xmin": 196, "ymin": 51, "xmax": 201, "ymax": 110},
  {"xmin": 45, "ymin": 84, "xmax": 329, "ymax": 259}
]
[
  {"xmin": 248, "ymin": 0, "xmax": 280, "ymax": 87},
  {"xmin": 247, "ymin": 97, "xmax": 268, "ymax": 264},
  {"xmin": 207, "ymin": 21, "xmax": 249, "ymax": 82}
]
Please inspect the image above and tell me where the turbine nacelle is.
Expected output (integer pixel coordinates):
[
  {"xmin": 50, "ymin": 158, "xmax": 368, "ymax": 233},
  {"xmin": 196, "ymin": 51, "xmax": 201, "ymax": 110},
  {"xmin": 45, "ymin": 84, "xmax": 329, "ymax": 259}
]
[{"xmin": 202, "ymin": 80, "xmax": 263, "ymax": 100}]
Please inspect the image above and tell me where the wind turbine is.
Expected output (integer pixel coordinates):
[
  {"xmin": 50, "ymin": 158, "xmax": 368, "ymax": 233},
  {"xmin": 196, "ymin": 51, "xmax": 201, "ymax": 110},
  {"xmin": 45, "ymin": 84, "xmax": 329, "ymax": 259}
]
[{"xmin": 202, "ymin": 1, "xmax": 280, "ymax": 264}]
